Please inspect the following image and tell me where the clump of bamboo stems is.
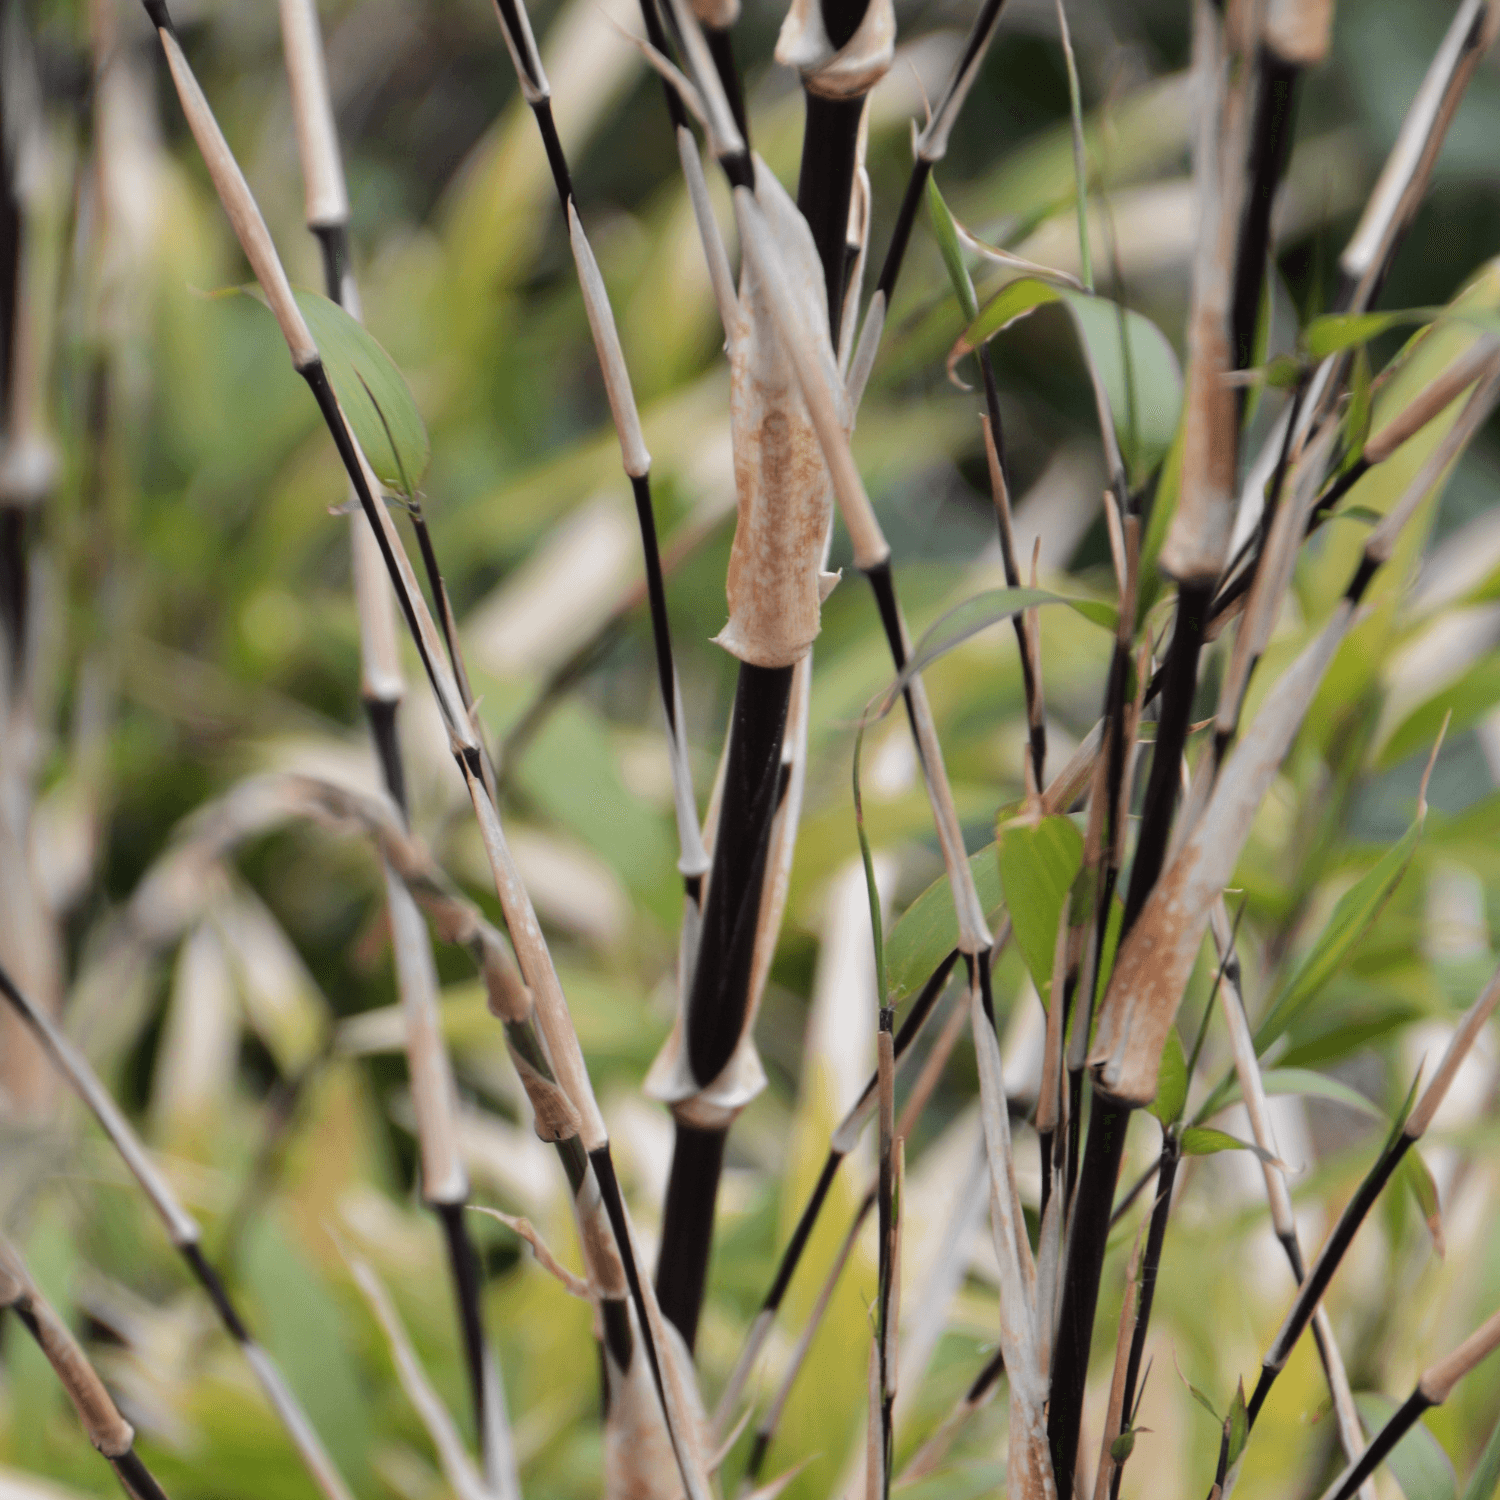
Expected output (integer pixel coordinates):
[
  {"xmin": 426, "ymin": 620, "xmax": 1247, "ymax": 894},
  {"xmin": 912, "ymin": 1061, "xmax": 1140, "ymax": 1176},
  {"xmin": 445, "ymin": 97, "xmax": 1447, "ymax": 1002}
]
[{"xmin": 11, "ymin": 0, "xmax": 1500, "ymax": 1496}]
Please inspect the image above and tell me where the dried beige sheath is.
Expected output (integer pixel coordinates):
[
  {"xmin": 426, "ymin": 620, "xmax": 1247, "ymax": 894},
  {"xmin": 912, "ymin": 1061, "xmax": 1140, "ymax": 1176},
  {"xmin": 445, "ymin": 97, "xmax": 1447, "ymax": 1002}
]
[
  {"xmin": 1159, "ymin": 0, "xmax": 1250, "ymax": 584},
  {"xmin": 1089, "ymin": 601, "xmax": 1355, "ymax": 1104},
  {"xmin": 776, "ymin": 0, "xmax": 895, "ymax": 99},
  {"xmin": 1264, "ymin": 0, "xmax": 1333, "ymax": 66},
  {"xmin": 715, "ymin": 165, "xmax": 837, "ymax": 668}
]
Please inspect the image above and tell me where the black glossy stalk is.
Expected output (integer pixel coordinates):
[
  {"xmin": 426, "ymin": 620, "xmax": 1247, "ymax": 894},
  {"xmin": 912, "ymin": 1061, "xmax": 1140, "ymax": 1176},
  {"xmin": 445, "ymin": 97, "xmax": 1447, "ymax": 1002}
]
[
  {"xmin": 1323, "ymin": 1389, "xmax": 1434, "ymax": 1500},
  {"xmin": 1123, "ymin": 582, "xmax": 1209, "ymax": 930},
  {"xmin": 1108, "ymin": 1131, "xmax": 1180, "ymax": 1499},
  {"xmin": 797, "ymin": 94, "xmax": 865, "ymax": 335},
  {"xmin": 438, "ymin": 1204, "xmax": 492, "ymax": 1461},
  {"xmin": 1048, "ymin": 1093, "xmax": 1131, "ymax": 1496},
  {"xmin": 656, "ymin": 1124, "xmax": 728, "ymax": 1351},
  {"xmin": 112, "ymin": 1447, "xmax": 174, "ymax": 1500},
  {"xmin": 657, "ymin": 663, "xmax": 792, "ymax": 1346},
  {"xmin": 1231, "ymin": 52, "xmax": 1301, "ymax": 374},
  {"xmin": 1247, "ymin": 1132, "xmax": 1412, "ymax": 1425},
  {"xmin": 874, "ymin": 160, "xmax": 932, "ymax": 305}
]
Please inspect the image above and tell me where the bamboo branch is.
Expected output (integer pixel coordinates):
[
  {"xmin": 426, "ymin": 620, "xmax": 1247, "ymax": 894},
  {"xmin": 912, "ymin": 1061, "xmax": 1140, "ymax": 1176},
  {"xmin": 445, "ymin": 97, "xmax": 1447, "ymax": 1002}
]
[
  {"xmin": 276, "ymin": 6, "xmax": 514, "ymax": 1484},
  {"xmin": 1207, "ymin": 897, "xmax": 1375, "ymax": 1500},
  {"xmin": 1244, "ymin": 956, "xmax": 1500, "ymax": 1435},
  {"xmin": 0, "ymin": 1236, "xmax": 173, "ymax": 1500},
  {"xmin": 1316, "ymin": 1307, "xmax": 1500, "ymax": 1500},
  {"xmin": 0, "ymin": 961, "xmax": 357, "ymax": 1500}
]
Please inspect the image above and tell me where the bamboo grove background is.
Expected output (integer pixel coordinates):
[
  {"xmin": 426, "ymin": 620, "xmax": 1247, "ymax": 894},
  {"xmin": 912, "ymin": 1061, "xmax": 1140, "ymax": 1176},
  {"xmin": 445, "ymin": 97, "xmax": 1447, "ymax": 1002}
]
[{"xmin": 5, "ymin": 0, "xmax": 1500, "ymax": 1498}]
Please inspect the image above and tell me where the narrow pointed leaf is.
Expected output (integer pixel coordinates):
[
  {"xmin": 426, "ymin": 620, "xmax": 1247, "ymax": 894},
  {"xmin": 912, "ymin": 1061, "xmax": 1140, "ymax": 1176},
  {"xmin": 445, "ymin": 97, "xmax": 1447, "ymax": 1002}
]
[
  {"xmin": 996, "ymin": 815, "xmax": 1083, "ymax": 998},
  {"xmin": 1148, "ymin": 1027, "xmax": 1187, "ymax": 1127},
  {"xmin": 885, "ymin": 845, "xmax": 1003, "ymax": 1004},
  {"xmin": 292, "ymin": 288, "xmax": 430, "ymax": 490},
  {"xmin": 1304, "ymin": 308, "xmax": 1444, "ymax": 359},
  {"xmin": 1396, "ymin": 1147, "xmax": 1445, "ymax": 1256},
  {"xmin": 891, "ymin": 587, "xmax": 1114, "ymax": 702},
  {"xmin": 1226, "ymin": 1380, "xmax": 1248, "ymax": 1467},
  {"xmin": 1179, "ymin": 1126, "xmax": 1280, "ymax": 1164},
  {"xmin": 928, "ymin": 176, "xmax": 978, "ymax": 323},
  {"xmin": 1354, "ymin": 1393, "xmax": 1457, "ymax": 1500},
  {"xmin": 956, "ymin": 277, "xmax": 1183, "ymax": 480},
  {"xmin": 1212, "ymin": 1067, "xmax": 1384, "ymax": 1122},
  {"xmin": 1255, "ymin": 815, "xmax": 1426, "ymax": 1055}
]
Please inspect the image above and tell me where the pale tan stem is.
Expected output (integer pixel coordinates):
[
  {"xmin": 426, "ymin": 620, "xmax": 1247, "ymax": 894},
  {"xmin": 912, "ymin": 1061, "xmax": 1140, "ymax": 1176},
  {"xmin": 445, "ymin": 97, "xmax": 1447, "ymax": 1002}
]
[
  {"xmin": 1406, "ymin": 957, "xmax": 1500, "ymax": 1138},
  {"xmin": 0, "ymin": 1237, "xmax": 134, "ymax": 1460},
  {"xmin": 277, "ymin": 0, "xmax": 347, "ymax": 228},
  {"xmin": 1419, "ymin": 1307, "xmax": 1500, "ymax": 1403},
  {"xmin": 153, "ymin": 27, "xmax": 315, "ymax": 365}
]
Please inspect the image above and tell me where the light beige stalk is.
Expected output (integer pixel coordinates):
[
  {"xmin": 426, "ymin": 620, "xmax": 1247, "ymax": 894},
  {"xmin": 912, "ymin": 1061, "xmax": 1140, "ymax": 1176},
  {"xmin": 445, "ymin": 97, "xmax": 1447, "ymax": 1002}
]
[
  {"xmin": 0, "ymin": 1237, "xmax": 134, "ymax": 1460},
  {"xmin": 345, "ymin": 1251, "xmax": 493, "ymax": 1500},
  {"xmin": 1419, "ymin": 1307, "xmax": 1500, "ymax": 1403},
  {"xmin": 568, "ymin": 204, "xmax": 652, "ymax": 480},
  {"xmin": 278, "ymin": 0, "xmax": 347, "ymax": 227},
  {"xmin": 1207, "ymin": 898, "xmax": 1375, "ymax": 1500},
  {"xmin": 1363, "ymin": 337, "xmax": 1500, "ymax": 464},
  {"xmin": 1365, "ymin": 367, "xmax": 1500, "ymax": 567},
  {"xmin": 1263, "ymin": 0, "xmax": 1332, "ymax": 66},
  {"xmin": 1405, "ymin": 956, "xmax": 1500, "ymax": 1138},
  {"xmin": 1339, "ymin": 0, "xmax": 1500, "ymax": 307},
  {"xmin": 153, "ymin": 28, "xmax": 316, "ymax": 366}
]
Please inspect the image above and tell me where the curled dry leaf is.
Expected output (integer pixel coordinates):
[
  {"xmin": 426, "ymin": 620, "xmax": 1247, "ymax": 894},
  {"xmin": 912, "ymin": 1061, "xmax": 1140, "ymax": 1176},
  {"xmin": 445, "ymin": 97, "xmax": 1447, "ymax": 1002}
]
[{"xmin": 469, "ymin": 1205, "xmax": 592, "ymax": 1298}]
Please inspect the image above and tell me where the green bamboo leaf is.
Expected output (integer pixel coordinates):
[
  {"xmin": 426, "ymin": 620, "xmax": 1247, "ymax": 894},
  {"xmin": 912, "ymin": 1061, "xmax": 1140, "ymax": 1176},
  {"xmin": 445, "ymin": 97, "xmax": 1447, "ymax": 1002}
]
[
  {"xmin": 1355, "ymin": 1393, "xmax": 1457, "ymax": 1500},
  {"xmin": 1254, "ymin": 812, "xmax": 1427, "ymax": 1055},
  {"xmin": 894, "ymin": 586, "xmax": 1112, "ymax": 699},
  {"xmin": 1179, "ymin": 1126, "xmax": 1280, "ymax": 1164},
  {"xmin": 1380, "ymin": 652, "xmax": 1500, "ymax": 770},
  {"xmin": 1344, "ymin": 346, "xmax": 1374, "ymax": 472},
  {"xmin": 1396, "ymin": 1146, "xmax": 1445, "ymax": 1255},
  {"xmin": 1188, "ymin": 1383, "xmax": 1221, "ymax": 1423},
  {"xmin": 1148, "ymin": 1026, "xmax": 1187, "ymax": 1126},
  {"xmin": 1460, "ymin": 1408, "xmax": 1500, "ymax": 1500},
  {"xmin": 292, "ymin": 288, "xmax": 430, "ymax": 491},
  {"xmin": 956, "ymin": 277, "xmax": 1183, "ymax": 481},
  {"xmin": 1304, "ymin": 308, "xmax": 1444, "ymax": 359},
  {"xmin": 1226, "ymin": 1379, "xmax": 1249, "ymax": 1467},
  {"xmin": 1212, "ymin": 1067, "xmax": 1384, "ymax": 1121},
  {"xmin": 885, "ymin": 845, "xmax": 1003, "ymax": 1005},
  {"xmin": 996, "ymin": 815, "xmax": 1084, "ymax": 998},
  {"xmin": 928, "ymin": 175, "xmax": 979, "ymax": 323}
]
